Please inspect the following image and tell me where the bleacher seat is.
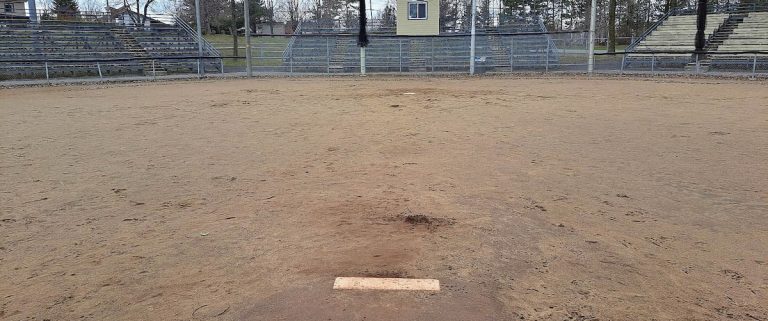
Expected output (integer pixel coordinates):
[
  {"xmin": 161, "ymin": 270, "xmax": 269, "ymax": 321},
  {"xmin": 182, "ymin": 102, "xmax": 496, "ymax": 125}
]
[
  {"xmin": 126, "ymin": 25, "xmax": 219, "ymax": 73},
  {"xmin": 0, "ymin": 21, "xmax": 143, "ymax": 79},
  {"xmin": 627, "ymin": 14, "xmax": 729, "ymax": 67},
  {"xmin": 712, "ymin": 11, "xmax": 768, "ymax": 69},
  {"xmin": 0, "ymin": 20, "xmax": 220, "ymax": 80},
  {"xmin": 282, "ymin": 19, "xmax": 557, "ymax": 72}
]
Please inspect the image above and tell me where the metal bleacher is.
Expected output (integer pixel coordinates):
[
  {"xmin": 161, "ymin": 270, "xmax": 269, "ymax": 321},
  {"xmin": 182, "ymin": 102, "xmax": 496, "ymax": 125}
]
[
  {"xmin": 126, "ymin": 23, "xmax": 220, "ymax": 73},
  {"xmin": 711, "ymin": 11, "xmax": 768, "ymax": 69},
  {"xmin": 283, "ymin": 18, "xmax": 557, "ymax": 73},
  {"xmin": 625, "ymin": 13, "xmax": 729, "ymax": 68},
  {"xmin": 0, "ymin": 18, "xmax": 221, "ymax": 80},
  {"xmin": 496, "ymin": 20, "xmax": 559, "ymax": 69},
  {"xmin": 0, "ymin": 21, "xmax": 143, "ymax": 79}
]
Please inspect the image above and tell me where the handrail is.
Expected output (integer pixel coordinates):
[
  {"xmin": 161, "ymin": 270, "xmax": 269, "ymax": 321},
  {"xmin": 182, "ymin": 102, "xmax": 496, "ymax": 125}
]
[
  {"xmin": 537, "ymin": 17, "xmax": 559, "ymax": 60},
  {"xmin": 282, "ymin": 20, "xmax": 303, "ymax": 60},
  {"xmin": 174, "ymin": 16, "xmax": 221, "ymax": 57},
  {"xmin": 626, "ymin": 9, "xmax": 677, "ymax": 52}
]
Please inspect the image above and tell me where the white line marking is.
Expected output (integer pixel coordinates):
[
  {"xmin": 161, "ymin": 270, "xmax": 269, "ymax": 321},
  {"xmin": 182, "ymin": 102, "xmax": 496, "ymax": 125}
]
[{"xmin": 333, "ymin": 277, "xmax": 440, "ymax": 291}]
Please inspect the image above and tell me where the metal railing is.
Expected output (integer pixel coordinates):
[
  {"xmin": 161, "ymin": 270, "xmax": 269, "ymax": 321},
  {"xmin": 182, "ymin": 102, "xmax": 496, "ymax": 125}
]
[
  {"xmin": 0, "ymin": 55, "xmax": 224, "ymax": 81},
  {"xmin": 625, "ymin": 9, "xmax": 678, "ymax": 52},
  {"xmin": 174, "ymin": 16, "xmax": 221, "ymax": 58},
  {"xmin": 282, "ymin": 20, "xmax": 303, "ymax": 61},
  {"xmin": 252, "ymin": 32, "xmax": 583, "ymax": 73}
]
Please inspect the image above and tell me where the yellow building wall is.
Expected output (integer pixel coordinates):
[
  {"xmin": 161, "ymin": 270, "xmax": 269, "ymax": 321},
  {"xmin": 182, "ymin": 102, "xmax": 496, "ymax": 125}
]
[
  {"xmin": 1, "ymin": 0, "xmax": 27, "ymax": 16},
  {"xmin": 396, "ymin": 0, "xmax": 440, "ymax": 36}
]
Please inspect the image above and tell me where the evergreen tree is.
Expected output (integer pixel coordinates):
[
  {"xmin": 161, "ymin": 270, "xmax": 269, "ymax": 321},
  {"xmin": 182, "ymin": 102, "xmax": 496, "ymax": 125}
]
[{"xmin": 53, "ymin": 0, "xmax": 79, "ymax": 20}]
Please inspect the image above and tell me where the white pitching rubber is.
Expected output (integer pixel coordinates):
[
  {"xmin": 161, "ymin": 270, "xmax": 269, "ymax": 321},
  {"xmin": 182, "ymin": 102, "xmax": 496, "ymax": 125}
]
[{"xmin": 333, "ymin": 277, "xmax": 440, "ymax": 291}]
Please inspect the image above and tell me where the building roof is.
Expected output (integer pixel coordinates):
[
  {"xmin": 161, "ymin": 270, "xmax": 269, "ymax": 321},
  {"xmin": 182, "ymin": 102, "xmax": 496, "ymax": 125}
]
[{"xmin": 108, "ymin": 5, "xmax": 166, "ymax": 25}]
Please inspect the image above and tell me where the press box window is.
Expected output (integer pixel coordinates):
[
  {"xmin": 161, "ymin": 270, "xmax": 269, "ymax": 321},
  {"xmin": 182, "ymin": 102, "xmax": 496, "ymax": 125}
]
[
  {"xmin": 4, "ymin": 3, "xmax": 14, "ymax": 13},
  {"xmin": 408, "ymin": 1, "xmax": 427, "ymax": 20}
]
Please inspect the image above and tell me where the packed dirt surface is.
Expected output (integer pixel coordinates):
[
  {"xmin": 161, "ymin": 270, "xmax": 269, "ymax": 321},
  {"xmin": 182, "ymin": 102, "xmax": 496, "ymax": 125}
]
[{"xmin": 1, "ymin": 76, "xmax": 767, "ymax": 321}]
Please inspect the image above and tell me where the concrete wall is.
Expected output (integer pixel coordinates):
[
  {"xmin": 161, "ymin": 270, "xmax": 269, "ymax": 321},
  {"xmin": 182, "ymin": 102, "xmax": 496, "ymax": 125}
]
[{"xmin": 396, "ymin": 0, "xmax": 439, "ymax": 36}]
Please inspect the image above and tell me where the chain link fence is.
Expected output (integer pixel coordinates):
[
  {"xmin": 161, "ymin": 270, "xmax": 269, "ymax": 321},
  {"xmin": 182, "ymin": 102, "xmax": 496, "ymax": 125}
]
[{"xmin": 2, "ymin": 33, "xmax": 767, "ymax": 83}]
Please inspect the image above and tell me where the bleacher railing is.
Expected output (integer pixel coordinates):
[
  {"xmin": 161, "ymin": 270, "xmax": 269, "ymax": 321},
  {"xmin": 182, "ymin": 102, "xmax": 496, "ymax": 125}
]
[
  {"xmin": 625, "ymin": 9, "xmax": 677, "ymax": 52},
  {"xmin": 0, "ymin": 55, "xmax": 224, "ymax": 81},
  {"xmin": 174, "ymin": 16, "xmax": 222, "ymax": 58}
]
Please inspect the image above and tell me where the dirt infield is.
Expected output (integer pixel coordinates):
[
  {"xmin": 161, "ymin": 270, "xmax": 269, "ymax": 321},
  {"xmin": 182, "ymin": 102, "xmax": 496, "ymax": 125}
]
[{"xmin": 1, "ymin": 76, "xmax": 767, "ymax": 320}]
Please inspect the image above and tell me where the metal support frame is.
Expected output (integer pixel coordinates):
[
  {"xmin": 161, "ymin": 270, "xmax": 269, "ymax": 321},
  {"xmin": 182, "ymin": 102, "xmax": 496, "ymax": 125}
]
[
  {"xmin": 44, "ymin": 61, "xmax": 49, "ymax": 81},
  {"xmin": 651, "ymin": 54, "xmax": 656, "ymax": 72},
  {"xmin": 97, "ymin": 62, "xmax": 102, "ymax": 78}
]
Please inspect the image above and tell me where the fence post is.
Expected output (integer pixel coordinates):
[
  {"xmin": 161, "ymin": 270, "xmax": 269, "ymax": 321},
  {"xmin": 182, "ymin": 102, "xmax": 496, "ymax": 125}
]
[
  {"xmin": 290, "ymin": 46, "xmax": 293, "ymax": 74},
  {"xmin": 621, "ymin": 55, "xmax": 625, "ymax": 74},
  {"xmin": 546, "ymin": 41, "xmax": 550, "ymax": 72},
  {"xmin": 152, "ymin": 60, "xmax": 156, "ymax": 79},
  {"xmin": 651, "ymin": 54, "xmax": 655, "ymax": 73},
  {"xmin": 220, "ymin": 59, "xmax": 224, "ymax": 74},
  {"xmin": 97, "ymin": 62, "xmax": 102, "ymax": 78},
  {"xmin": 695, "ymin": 54, "xmax": 699, "ymax": 74},
  {"xmin": 431, "ymin": 37, "xmax": 435, "ymax": 72},
  {"xmin": 327, "ymin": 37, "xmax": 330, "ymax": 74},
  {"xmin": 753, "ymin": 54, "xmax": 758, "ymax": 75},
  {"xmin": 399, "ymin": 39, "xmax": 402, "ymax": 73},
  {"xmin": 510, "ymin": 38, "xmax": 514, "ymax": 72},
  {"xmin": 45, "ymin": 61, "xmax": 49, "ymax": 81},
  {"xmin": 197, "ymin": 59, "xmax": 201, "ymax": 77}
]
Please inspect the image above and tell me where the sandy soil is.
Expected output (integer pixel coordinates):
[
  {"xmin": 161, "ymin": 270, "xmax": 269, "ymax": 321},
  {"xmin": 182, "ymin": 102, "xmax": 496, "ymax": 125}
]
[{"xmin": 1, "ymin": 76, "xmax": 767, "ymax": 321}]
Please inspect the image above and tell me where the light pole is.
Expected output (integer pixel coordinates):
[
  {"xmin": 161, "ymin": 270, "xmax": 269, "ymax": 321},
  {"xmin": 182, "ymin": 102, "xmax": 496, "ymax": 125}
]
[
  {"xmin": 244, "ymin": 0, "xmax": 253, "ymax": 77},
  {"xmin": 587, "ymin": 0, "xmax": 596, "ymax": 74},
  {"xmin": 469, "ymin": 0, "xmax": 477, "ymax": 75},
  {"xmin": 194, "ymin": 0, "xmax": 204, "ymax": 75},
  {"xmin": 28, "ymin": 0, "xmax": 37, "ymax": 22}
]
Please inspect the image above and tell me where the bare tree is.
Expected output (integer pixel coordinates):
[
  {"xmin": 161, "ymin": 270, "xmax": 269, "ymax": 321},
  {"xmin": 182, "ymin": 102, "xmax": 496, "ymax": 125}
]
[
  {"xmin": 264, "ymin": 0, "xmax": 275, "ymax": 34},
  {"xmin": 230, "ymin": 0, "xmax": 238, "ymax": 56},
  {"xmin": 78, "ymin": 0, "xmax": 103, "ymax": 12},
  {"xmin": 608, "ymin": 0, "xmax": 616, "ymax": 52},
  {"xmin": 121, "ymin": 0, "xmax": 156, "ymax": 24},
  {"xmin": 282, "ymin": 0, "xmax": 300, "ymax": 31}
]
